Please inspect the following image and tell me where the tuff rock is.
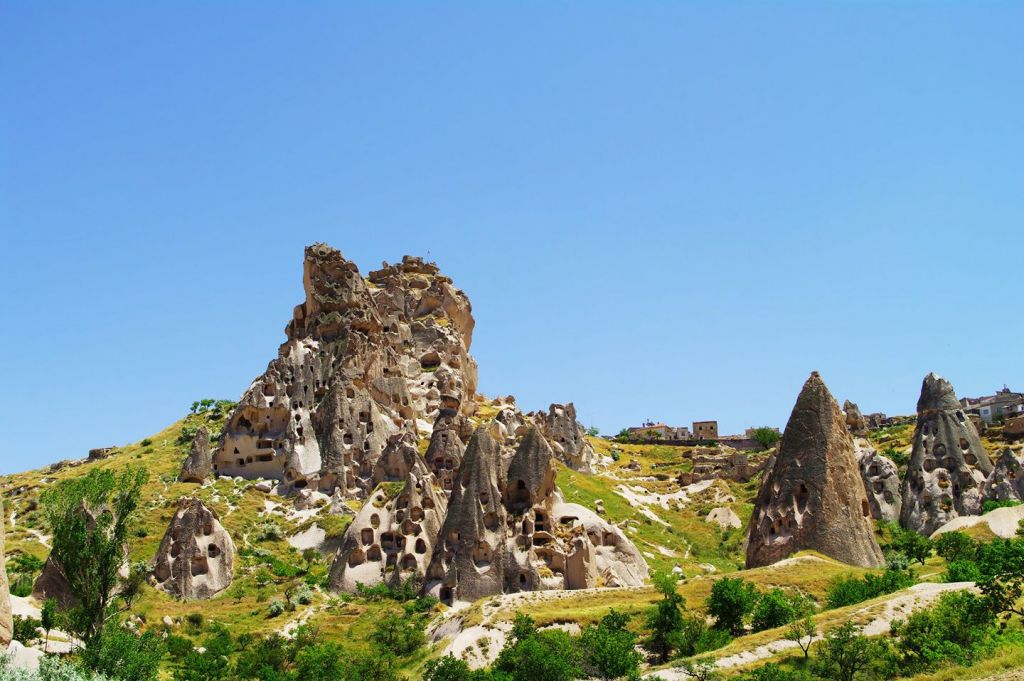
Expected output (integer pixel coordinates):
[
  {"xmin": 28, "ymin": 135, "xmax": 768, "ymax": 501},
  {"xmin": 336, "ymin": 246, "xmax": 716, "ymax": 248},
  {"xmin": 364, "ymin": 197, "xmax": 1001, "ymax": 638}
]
[
  {"xmin": 857, "ymin": 446, "xmax": 902, "ymax": 523},
  {"xmin": 746, "ymin": 372, "xmax": 884, "ymax": 569},
  {"xmin": 705, "ymin": 507, "xmax": 742, "ymax": 530},
  {"xmin": 212, "ymin": 244, "xmax": 478, "ymax": 496},
  {"xmin": 900, "ymin": 373, "xmax": 994, "ymax": 535},
  {"xmin": 844, "ymin": 400, "xmax": 868, "ymax": 434},
  {"xmin": 153, "ymin": 498, "xmax": 235, "ymax": 600},
  {"xmin": 531, "ymin": 403, "xmax": 598, "ymax": 472},
  {"xmin": 179, "ymin": 427, "xmax": 213, "ymax": 483},
  {"xmin": 983, "ymin": 448, "xmax": 1024, "ymax": 502},
  {"xmin": 1, "ymin": 499, "xmax": 12, "ymax": 649}
]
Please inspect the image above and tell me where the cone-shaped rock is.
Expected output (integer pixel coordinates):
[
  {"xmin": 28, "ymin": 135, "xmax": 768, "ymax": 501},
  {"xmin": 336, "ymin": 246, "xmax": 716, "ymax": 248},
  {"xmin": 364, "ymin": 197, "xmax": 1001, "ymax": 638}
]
[
  {"xmin": 179, "ymin": 427, "xmax": 213, "ymax": 483},
  {"xmin": 424, "ymin": 410, "xmax": 468, "ymax": 494},
  {"xmin": 1, "ymin": 499, "xmax": 12, "ymax": 649},
  {"xmin": 900, "ymin": 373, "xmax": 994, "ymax": 535},
  {"xmin": 982, "ymin": 449, "xmax": 1024, "ymax": 503},
  {"xmin": 746, "ymin": 372, "xmax": 884, "ymax": 568},
  {"xmin": 329, "ymin": 467, "xmax": 448, "ymax": 592},
  {"xmin": 153, "ymin": 498, "xmax": 235, "ymax": 600},
  {"xmin": 424, "ymin": 427, "xmax": 508, "ymax": 604}
]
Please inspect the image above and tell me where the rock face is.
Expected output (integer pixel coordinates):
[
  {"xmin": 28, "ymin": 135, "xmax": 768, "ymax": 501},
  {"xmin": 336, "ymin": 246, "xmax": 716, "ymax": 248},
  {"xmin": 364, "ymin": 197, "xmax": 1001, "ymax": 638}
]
[
  {"xmin": 858, "ymin": 447, "xmax": 902, "ymax": 523},
  {"xmin": 705, "ymin": 507, "xmax": 742, "ymax": 530},
  {"xmin": 531, "ymin": 403, "xmax": 597, "ymax": 472},
  {"xmin": 746, "ymin": 372, "xmax": 884, "ymax": 569},
  {"xmin": 179, "ymin": 427, "xmax": 213, "ymax": 483},
  {"xmin": 900, "ymin": 373, "xmax": 994, "ymax": 535},
  {"xmin": 212, "ymin": 244, "xmax": 478, "ymax": 496},
  {"xmin": 983, "ymin": 449, "xmax": 1024, "ymax": 502},
  {"xmin": 32, "ymin": 556, "xmax": 77, "ymax": 610},
  {"xmin": 844, "ymin": 400, "xmax": 868, "ymax": 434},
  {"xmin": 153, "ymin": 498, "xmax": 235, "ymax": 600},
  {"xmin": 1, "ymin": 499, "xmax": 12, "ymax": 649}
]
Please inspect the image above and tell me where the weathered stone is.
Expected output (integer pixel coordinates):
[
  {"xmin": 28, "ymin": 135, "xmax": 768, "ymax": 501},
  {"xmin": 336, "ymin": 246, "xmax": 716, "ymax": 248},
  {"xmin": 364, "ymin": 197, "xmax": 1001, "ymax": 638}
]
[
  {"xmin": 1, "ymin": 499, "xmax": 12, "ymax": 649},
  {"xmin": 983, "ymin": 448, "xmax": 1024, "ymax": 502},
  {"xmin": 532, "ymin": 403, "xmax": 597, "ymax": 472},
  {"xmin": 32, "ymin": 556, "xmax": 77, "ymax": 610},
  {"xmin": 705, "ymin": 507, "xmax": 742, "ymax": 530},
  {"xmin": 328, "ymin": 467, "xmax": 448, "ymax": 592},
  {"xmin": 212, "ymin": 244, "xmax": 477, "ymax": 496},
  {"xmin": 153, "ymin": 498, "xmax": 235, "ymax": 600},
  {"xmin": 746, "ymin": 372, "xmax": 884, "ymax": 568},
  {"xmin": 844, "ymin": 400, "xmax": 868, "ymax": 434},
  {"xmin": 857, "ymin": 446, "xmax": 902, "ymax": 523},
  {"xmin": 179, "ymin": 427, "xmax": 212, "ymax": 483},
  {"xmin": 900, "ymin": 373, "xmax": 994, "ymax": 535},
  {"xmin": 425, "ymin": 410, "xmax": 468, "ymax": 494}
]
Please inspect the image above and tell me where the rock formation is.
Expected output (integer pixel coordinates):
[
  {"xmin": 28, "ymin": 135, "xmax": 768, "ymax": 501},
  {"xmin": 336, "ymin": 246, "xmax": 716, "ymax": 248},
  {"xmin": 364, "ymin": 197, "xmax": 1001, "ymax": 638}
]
[
  {"xmin": 746, "ymin": 372, "xmax": 884, "ymax": 569},
  {"xmin": 328, "ymin": 466, "xmax": 448, "ymax": 593},
  {"xmin": 1, "ymin": 499, "xmax": 12, "ymax": 649},
  {"xmin": 705, "ymin": 507, "xmax": 742, "ymax": 530},
  {"xmin": 858, "ymin": 447, "xmax": 902, "ymax": 523},
  {"xmin": 212, "ymin": 244, "xmax": 478, "ymax": 496},
  {"xmin": 983, "ymin": 448, "xmax": 1024, "ymax": 502},
  {"xmin": 153, "ymin": 498, "xmax": 235, "ymax": 600},
  {"xmin": 179, "ymin": 427, "xmax": 212, "ymax": 483},
  {"xmin": 418, "ymin": 427, "xmax": 647, "ymax": 604},
  {"xmin": 844, "ymin": 400, "xmax": 867, "ymax": 434},
  {"xmin": 32, "ymin": 556, "xmax": 77, "ymax": 610},
  {"xmin": 531, "ymin": 403, "xmax": 597, "ymax": 472},
  {"xmin": 900, "ymin": 373, "xmax": 994, "ymax": 535}
]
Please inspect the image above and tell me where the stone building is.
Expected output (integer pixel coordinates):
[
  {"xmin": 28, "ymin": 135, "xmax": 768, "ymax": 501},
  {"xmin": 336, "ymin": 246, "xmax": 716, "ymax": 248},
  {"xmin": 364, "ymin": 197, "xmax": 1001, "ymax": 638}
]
[{"xmin": 693, "ymin": 420, "xmax": 719, "ymax": 440}]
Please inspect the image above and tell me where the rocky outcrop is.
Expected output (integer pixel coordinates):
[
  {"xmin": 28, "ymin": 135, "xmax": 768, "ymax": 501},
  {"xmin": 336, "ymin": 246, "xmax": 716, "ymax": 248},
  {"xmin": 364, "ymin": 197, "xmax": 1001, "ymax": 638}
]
[
  {"xmin": 425, "ymin": 409, "xmax": 469, "ymax": 493},
  {"xmin": 858, "ymin": 446, "xmax": 902, "ymax": 523},
  {"xmin": 32, "ymin": 556, "xmax": 77, "ymax": 610},
  {"xmin": 900, "ymin": 373, "xmax": 994, "ymax": 535},
  {"xmin": 746, "ymin": 372, "xmax": 884, "ymax": 569},
  {"xmin": 153, "ymin": 498, "xmax": 235, "ymax": 600},
  {"xmin": 328, "ymin": 468, "xmax": 448, "ymax": 592},
  {"xmin": 983, "ymin": 449, "xmax": 1024, "ymax": 502},
  {"xmin": 212, "ymin": 244, "xmax": 478, "ymax": 496},
  {"xmin": 179, "ymin": 427, "xmax": 213, "ymax": 483},
  {"xmin": 844, "ymin": 400, "xmax": 867, "ymax": 434},
  {"xmin": 1, "ymin": 499, "xmax": 12, "ymax": 649},
  {"xmin": 532, "ymin": 403, "xmax": 597, "ymax": 472},
  {"xmin": 705, "ymin": 507, "xmax": 742, "ymax": 530}
]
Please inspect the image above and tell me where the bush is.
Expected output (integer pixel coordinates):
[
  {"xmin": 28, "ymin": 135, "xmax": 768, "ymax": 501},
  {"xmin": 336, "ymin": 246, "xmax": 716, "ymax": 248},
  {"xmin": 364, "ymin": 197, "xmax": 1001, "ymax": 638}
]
[
  {"xmin": 813, "ymin": 622, "xmax": 891, "ymax": 681},
  {"xmin": 735, "ymin": 663, "xmax": 811, "ymax": 681},
  {"xmin": 644, "ymin": 570, "xmax": 686, "ymax": 662},
  {"xmin": 750, "ymin": 589, "xmax": 803, "ymax": 632},
  {"xmin": 825, "ymin": 569, "xmax": 914, "ymax": 609},
  {"xmin": 290, "ymin": 584, "xmax": 314, "ymax": 606},
  {"xmin": 82, "ymin": 624, "xmax": 166, "ymax": 681},
  {"xmin": 12, "ymin": 615, "xmax": 42, "ymax": 645},
  {"xmin": 982, "ymin": 499, "xmax": 1021, "ymax": 514},
  {"xmin": 580, "ymin": 610, "xmax": 640, "ymax": 680},
  {"xmin": 934, "ymin": 531, "xmax": 977, "ymax": 563},
  {"xmin": 707, "ymin": 577, "xmax": 757, "ymax": 635},
  {"xmin": 253, "ymin": 521, "xmax": 284, "ymax": 542},
  {"xmin": 884, "ymin": 525, "xmax": 933, "ymax": 565},
  {"xmin": 493, "ymin": 614, "xmax": 582, "ymax": 681},
  {"xmin": 371, "ymin": 609, "xmax": 427, "ymax": 656},
  {"xmin": 0, "ymin": 656, "xmax": 114, "ymax": 681},
  {"xmin": 751, "ymin": 427, "xmax": 781, "ymax": 451},
  {"xmin": 945, "ymin": 560, "xmax": 982, "ymax": 582},
  {"xmin": 890, "ymin": 590, "xmax": 996, "ymax": 672},
  {"xmin": 267, "ymin": 600, "xmax": 286, "ymax": 618}
]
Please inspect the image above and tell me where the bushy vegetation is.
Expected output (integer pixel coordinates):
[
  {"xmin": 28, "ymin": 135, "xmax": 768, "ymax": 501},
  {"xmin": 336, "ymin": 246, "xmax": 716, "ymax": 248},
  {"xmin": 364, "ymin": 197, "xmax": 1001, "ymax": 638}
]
[
  {"xmin": 825, "ymin": 569, "xmax": 914, "ymax": 608},
  {"xmin": 982, "ymin": 498, "xmax": 1022, "ymax": 513}
]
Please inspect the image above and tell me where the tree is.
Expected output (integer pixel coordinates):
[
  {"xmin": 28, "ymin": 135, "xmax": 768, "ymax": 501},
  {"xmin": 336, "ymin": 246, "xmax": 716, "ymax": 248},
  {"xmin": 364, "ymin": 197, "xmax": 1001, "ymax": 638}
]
[
  {"xmin": 83, "ymin": 623, "xmax": 166, "ymax": 681},
  {"xmin": 707, "ymin": 577, "xmax": 757, "ymax": 635},
  {"xmin": 934, "ymin": 531, "xmax": 977, "ymax": 563},
  {"xmin": 885, "ymin": 525, "xmax": 932, "ymax": 565},
  {"xmin": 813, "ymin": 622, "xmax": 887, "ymax": 681},
  {"xmin": 681, "ymin": 658, "xmax": 720, "ymax": 681},
  {"xmin": 40, "ymin": 598, "xmax": 57, "ymax": 654},
  {"xmin": 750, "ymin": 588, "xmax": 797, "ymax": 632},
  {"xmin": 586, "ymin": 425, "xmax": 601, "ymax": 437},
  {"xmin": 786, "ymin": 616, "xmax": 816, "ymax": 659},
  {"xmin": 751, "ymin": 427, "xmax": 781, "ymax": 451},
  {"xmin": 580, "ymin": 609, "xmax": 641, "ymax": 680},
  {"xmin": 644, "ymin": 570, "xmax": 686, "ymax": 662},
  {"xmin": 371, "ymin": 608, "xmax": 426, "ymax": 656},
  {"xmin": 494, "ymin": 628, "xmax": 582, "ymax": 681},
  {"xmin": 890, "ymin": 590, "xmax": 995, "ymax": 672},
  {"xmin": 40, "ymin": 467, "xmax": 148, "ymax": 650}
]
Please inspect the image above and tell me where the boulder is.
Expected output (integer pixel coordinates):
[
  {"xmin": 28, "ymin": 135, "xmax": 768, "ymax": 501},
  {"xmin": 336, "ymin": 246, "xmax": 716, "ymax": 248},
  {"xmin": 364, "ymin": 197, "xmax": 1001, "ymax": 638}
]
[
  {"xmin": 900, "ymin": 373, "xmax": 994, "ymax": 535},
  {"xmin": 746, "ymin": 372, "xmax": 884, "ymax": 568},
  {"xmin": 179, "ymin": 427, "xmax": 212, "ymax": 483},
  {"xmin": 844, "ymin": 400, "xmax": 868, "ymax": 434},
  {"xmin": 1, "ymin": 499, "xmax": 12, "ymax": 649},
  {"xmin": 983, "ymin": 448, "xmax": 1024, "ymax": 502},
  {"xmin": 857, "ymin": 446, "xmax": 902, "ymax": 523},
  {"xmin": 153, "ymin": 498, "xmax": 235, "ymax": 600},
  {"xmin": 705, "ymin": 507, "xmax": 742, "ymax": 530}
]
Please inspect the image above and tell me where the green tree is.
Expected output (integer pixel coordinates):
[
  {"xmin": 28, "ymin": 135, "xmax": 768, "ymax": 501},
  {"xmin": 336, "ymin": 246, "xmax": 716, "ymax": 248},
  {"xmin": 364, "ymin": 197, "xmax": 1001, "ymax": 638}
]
[
  {"xmin": 813, "ymin": 622, "xmax": 888, "ymax": 681},
  {"xmin": 371, "ymin": 608, "xmax": 427, "ymax": 656},
  {"xmin": 586, "ymin": 425, "xmax": 601, "ymax": 437},
  {"xmin": 681, "ymin": 658, "xmax": 720, "ymax": 681},
  {"xmin": 751, "ymin": 427, "xmax": 781, "ymax": 451},
  {"xmin": 786, "ymin": 616, "xmax": 817, "ymax": 659},
  {"xmin": 707, "ymin": 577, "xmax": 757, "ymax": 635},
  {"xmin": 885, "ymin": 525, "xmax": 932, "ymax": 565},
  {"xmin": 934, "ymin": 531, "xmax": 977, "ymax": 563},
  {"xmin": 40, "ymin": 467, "xmax": 148, "ymax": 650},
  {"xmin": 493, "ymin": 627, "xmax": 582, "ymax": 681},
  {"xmin": 82, "ymin": 623, "xmax": 166, "ymax": 681},
  {"xmin": 580, "ymin": 609, "xmax": 640, "ymax": 680},
  {"xmin": 40, "ymin": 598, "xmax": 57, "ymax": 654},
  {"xmin": 750, "ymin": 589, "xmax": 797, "ymax": 632},
  {"xmin": 890, "ymin": 590, "xmax": 995, "ymax": 672},
  {"xmin": 644, "ymin": 570, "xmax": 686, "ymax": 662},
  {"xmin": 294, "ymin": 641, "xmax": 350, "ymax": 681},
  {"xmin": 174, "ymin": 626, "xmax": 234, "ymax": 681}
]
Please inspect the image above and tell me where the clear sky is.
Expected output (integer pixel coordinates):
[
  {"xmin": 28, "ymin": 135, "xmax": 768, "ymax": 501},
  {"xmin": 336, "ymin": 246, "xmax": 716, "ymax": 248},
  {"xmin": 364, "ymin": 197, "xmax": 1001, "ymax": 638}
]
[{"xmin": 2, "ymin": 3, "xmax": 1022, "ymax": 474}]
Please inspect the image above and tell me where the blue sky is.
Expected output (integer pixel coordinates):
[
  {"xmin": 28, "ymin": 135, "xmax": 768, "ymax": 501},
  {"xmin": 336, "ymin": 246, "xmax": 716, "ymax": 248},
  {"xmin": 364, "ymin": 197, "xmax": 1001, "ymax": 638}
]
[{"xmin": 2, "ymin": 3, "xmax": 1022, "ymax": 474}]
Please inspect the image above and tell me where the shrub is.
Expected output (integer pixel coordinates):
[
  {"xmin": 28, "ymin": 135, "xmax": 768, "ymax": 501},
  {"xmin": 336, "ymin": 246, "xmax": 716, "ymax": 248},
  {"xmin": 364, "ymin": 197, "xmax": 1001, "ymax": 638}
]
[
  {"xmin": 580, "ymin": 610, "xmax": 640, "ymax": 680},
  {"xmin": 644, "ymin": 570, "xmax": 686, "ymax": 662},
  {"xmin": 735, "ymin": 663, "xmax": 810, "ymax": 681},
  {"xmin": 493, "ymin": 616, "xmax": 583, "ymax": 681},
  {"xmin": 140, "ymin": 438, "xmax": 153, "ymax": 447},
  {"xmin": 751, "ymin": 427, "xmax": 781, "ymax": 451},
  {"xmin": 751, "ymin": 589, "xmax": 799, "ymax": 632},
  {"xmin": 12, "ymin": 615, "xmax": 42, "ymax": 645},
  {"xmin": 890, "ymin": 590, "xmax": 996, "ymax": 672},
  {"xmin": 0, "ymin": 656, "xmax": 114, "ymax": 681},
  {"xmin": 884, "ymin": 525, "xmax": 933, "ymax": 565},
  {"xmin": 945, "ymin": 560, "xmax": 982, "ymax": 582},
  {"xmin": 371, "ymin": 609, "xmax": 427, "ymax": 656},
  {"xmin": 934, "ymin": 531, "xmax": 977, "ymax": 563},
  {"xmin": 185, "ymin": 612, "xmax": 204, "ymax": 631},
  {"xmin": 982, "ymin": 499, "xmax": 1021, "ymax": 514},
  {"xmin": 707, "ymin": 577, "xmax": 757, "ymax": 635},
  {"xmin": 267, "ymin": 600, "xmax": 286, "ymax": 618},
  {"xmin": 253, "ymin": 521, "xmax": 284, "ymax": 542},
  {"xmin": 826, "ymin": 569, "xmax": 914, "ymax": 609},
  {"xmin": 813, "ymin": 622, "xmax": 891, "ymax": 681},
  {"xmin": 82, "ymin": 624, "xmax": 165, "ymax": 681}
]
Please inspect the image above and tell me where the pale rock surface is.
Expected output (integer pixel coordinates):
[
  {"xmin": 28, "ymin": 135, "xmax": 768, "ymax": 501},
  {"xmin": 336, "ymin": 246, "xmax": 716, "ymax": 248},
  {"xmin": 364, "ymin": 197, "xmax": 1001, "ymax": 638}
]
[
  {"xmin": 153, "ymin": 498, "xmax": 235, "ymax": 600},
  {"xmin": 705, "ymin": 507, "xmax": 742, "ymax": 530},
  {"xmin": 179, "ymin": 427, "xmax": 213, "ymax": 483},
  {"xmin": 983, "ymin": 448, "xmax": 1024, "ymax": 502},
  {"xmin": 531, "ymin": 403, "xmax": 598, "ymax": 472},
  {"xmin": 746, "ymin": 372, "xmax": 884, "ymax": 568},
  {"xmin": 857, "ymin": 444, "xmax": 903, "ymax": 523},
  {"xmin": 900, "ymin": 373, "xmax": 994, "ymax": 535},
  {"xmin": 931, "ymin": 505, "xmax": 1024, "ymax": 540}
]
